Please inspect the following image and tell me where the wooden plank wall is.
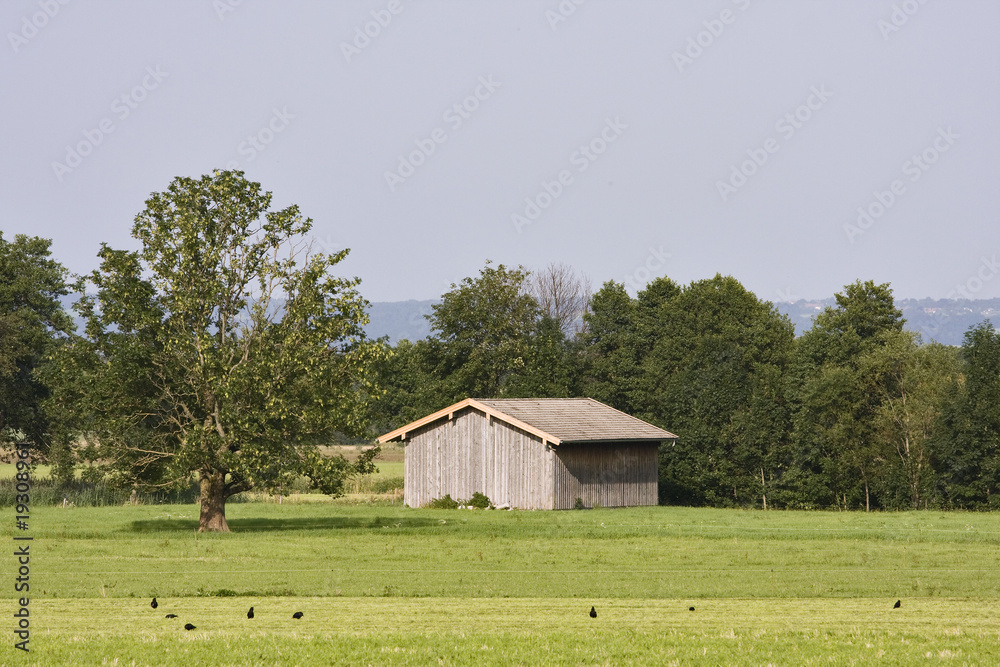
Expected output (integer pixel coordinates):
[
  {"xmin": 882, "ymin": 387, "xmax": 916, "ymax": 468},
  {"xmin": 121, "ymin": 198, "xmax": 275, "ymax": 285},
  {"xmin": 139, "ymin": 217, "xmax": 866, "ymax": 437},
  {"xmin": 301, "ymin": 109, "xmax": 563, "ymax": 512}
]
[
  {"xmin": 552, "ymin": 442, "xmax": 659, "ymax": 509},
  {"xmin": 403, "ymin": 407, "xmax": 555, "ymax": 509}
]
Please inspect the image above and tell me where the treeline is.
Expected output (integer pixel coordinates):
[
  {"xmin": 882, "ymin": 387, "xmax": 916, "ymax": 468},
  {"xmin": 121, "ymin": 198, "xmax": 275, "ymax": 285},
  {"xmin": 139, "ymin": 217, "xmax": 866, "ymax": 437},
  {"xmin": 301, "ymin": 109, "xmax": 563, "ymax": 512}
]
[
  {"xmin": 3, "ymin": 219, "xmax": 998, "ymax": 512},
  {"xmin": 371, "ymin": 262, "xmax": 1000, "ymax": 511}
]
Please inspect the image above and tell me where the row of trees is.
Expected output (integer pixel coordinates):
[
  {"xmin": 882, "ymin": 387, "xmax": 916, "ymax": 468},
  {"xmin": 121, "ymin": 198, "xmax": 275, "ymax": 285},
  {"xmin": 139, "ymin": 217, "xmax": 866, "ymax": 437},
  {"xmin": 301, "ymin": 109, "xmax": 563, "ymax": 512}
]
[
  {"xmin": 371, "ymin": 264, "xmax": 1000, "ymax": 511},
  {"xmin": 3, "ymin": 171, "xmax": 998, "ymax": 531}
]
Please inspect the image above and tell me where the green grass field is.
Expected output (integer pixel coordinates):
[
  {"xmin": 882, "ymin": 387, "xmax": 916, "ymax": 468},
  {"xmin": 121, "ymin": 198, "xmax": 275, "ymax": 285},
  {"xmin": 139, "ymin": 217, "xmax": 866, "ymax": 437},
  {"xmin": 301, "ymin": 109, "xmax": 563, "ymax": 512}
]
[{"xmin": 5, "ymin": 504, "xmax": 1000, "ymax": 664}]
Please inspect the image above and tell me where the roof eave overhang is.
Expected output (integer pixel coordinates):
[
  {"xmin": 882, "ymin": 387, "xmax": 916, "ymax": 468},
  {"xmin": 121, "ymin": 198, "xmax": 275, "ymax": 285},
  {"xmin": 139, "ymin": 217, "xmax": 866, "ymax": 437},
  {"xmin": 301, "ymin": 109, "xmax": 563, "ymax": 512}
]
[{"xmin": 559, "ymin": 436, "xmax": 678, "ymax": 445}]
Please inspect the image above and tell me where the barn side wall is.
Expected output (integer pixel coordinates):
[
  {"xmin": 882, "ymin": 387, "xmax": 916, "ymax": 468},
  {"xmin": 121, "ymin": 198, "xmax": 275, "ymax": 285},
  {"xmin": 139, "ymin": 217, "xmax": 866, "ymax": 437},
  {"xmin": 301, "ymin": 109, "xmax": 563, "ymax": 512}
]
[
  {"xmin": 403, "ymin": 408, "xmax": 555, "ymax": 509},
  {"xmin": 552, "ymin": 441, "xmax": 659, "ymax": 509}
]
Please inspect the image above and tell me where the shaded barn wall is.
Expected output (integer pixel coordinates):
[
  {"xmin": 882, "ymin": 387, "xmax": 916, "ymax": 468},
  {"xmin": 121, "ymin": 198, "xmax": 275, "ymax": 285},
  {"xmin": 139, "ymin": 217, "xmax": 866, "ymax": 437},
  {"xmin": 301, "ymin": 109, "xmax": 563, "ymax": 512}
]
[
  {"xmin": 403, "ymin": 408, "xmax": 555, "ymax": 509},
  {"xmin": 552, "ymin": 442, "xmax": 659, "ymax": 509}
]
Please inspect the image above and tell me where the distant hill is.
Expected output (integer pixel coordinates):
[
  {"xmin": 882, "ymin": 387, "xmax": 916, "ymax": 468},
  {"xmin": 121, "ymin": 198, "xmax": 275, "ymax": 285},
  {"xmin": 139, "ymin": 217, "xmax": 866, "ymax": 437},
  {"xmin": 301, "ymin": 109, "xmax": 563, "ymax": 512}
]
[
  {"xmin": 364, "ymin": 299, "xmax": 437, "ymax": 344},
  {"xmin": 60, "ymin": 295, "xmax": 999, "ymax": 348},
  {"xmin": 368, "ymin": 298, "xmax": 1000, "ymax": 347},
  {"xmin": 774, "ymin": 298, "xmax": 1000, "ymax": 346},
  {"xmin": 58, "ymin": 294, "xmax": 441, "ymax": 346}
]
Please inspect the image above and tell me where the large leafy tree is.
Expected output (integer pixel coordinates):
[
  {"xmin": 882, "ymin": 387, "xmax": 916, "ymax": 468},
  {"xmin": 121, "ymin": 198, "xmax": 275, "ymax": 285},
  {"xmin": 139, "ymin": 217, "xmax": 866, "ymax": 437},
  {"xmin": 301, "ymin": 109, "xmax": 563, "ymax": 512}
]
[
  {"xmin": 48, "ymin": 171, "xmax": 386, "ymax": 531},
  {"xmin": 373, "ymin": 268, "xmax": 578, "ymax": 433},
  {"xmin": 369, "ymin": 337, "xmax": 446, "ymax": 433},
  {"xmin": 579, "ymin": 280, "xmax": 642, "ymax": 413},
  {"xmin": 932, "ymin": 321, "xmax": 1000, "ymax": 508},
  {"xmin": 787, "ymin": 280, "xmax": 904, "ymax": 509},
  {"xmin": 0, "ymin": 233, "xmax": 73, "ymax": 458},
  {"xmin": 634, "ymin": 275, "xmax": 794, "ymax": 506},
  {"xmin": 862, "ymin": 333, "xmax": 960, "ymax": 509},
  {"xmin": 504, "ymin": 314, "xmax": 578, "ymax": 399},
  {"xmin": 424, "ymin": 261, "xmax": 540, "ymax": 401}
]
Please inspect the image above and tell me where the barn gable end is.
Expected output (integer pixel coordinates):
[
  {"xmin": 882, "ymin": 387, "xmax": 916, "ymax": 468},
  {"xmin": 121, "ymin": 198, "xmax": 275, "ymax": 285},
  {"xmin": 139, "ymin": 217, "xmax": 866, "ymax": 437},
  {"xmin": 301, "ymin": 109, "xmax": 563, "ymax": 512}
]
[{"xmin": 401, "ymin": 407, "xmax": 556, "ymax": 509}]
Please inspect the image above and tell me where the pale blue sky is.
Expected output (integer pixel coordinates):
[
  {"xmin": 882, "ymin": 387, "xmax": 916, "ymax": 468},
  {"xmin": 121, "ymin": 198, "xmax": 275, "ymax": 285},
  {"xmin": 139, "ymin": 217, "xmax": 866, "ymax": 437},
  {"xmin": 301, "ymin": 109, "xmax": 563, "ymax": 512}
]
[{"xmin": 3, "ymin": 0, "xmax": 998, "ymax": 303}]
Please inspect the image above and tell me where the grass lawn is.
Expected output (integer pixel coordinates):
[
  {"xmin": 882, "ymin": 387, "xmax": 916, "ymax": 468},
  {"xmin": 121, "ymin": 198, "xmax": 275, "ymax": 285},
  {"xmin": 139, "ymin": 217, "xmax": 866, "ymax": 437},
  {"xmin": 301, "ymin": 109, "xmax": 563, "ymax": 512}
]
[
  {"xmin": 0, "ymin": 463, "xmax": 53, "ymax": 478},
  {"xmin": 5, "ymin": 504, "xmax": 1000, "ymax": 664}
]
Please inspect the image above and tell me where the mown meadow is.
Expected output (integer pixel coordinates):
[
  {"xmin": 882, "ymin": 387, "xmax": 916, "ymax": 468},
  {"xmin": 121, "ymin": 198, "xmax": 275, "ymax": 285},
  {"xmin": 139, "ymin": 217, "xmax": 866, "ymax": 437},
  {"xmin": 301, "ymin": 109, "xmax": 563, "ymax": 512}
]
[{"xmin": 5, "ymin": 499, "xmax": 1000, "ymax": 665}]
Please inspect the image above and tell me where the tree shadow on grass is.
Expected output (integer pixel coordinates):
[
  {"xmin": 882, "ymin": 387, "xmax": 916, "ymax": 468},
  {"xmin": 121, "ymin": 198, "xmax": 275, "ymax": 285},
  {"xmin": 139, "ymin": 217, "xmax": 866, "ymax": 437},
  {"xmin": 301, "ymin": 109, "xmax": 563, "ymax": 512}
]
[{"xmin": 126, "ymin": 516, "xmax": 440, "ymax": 533}]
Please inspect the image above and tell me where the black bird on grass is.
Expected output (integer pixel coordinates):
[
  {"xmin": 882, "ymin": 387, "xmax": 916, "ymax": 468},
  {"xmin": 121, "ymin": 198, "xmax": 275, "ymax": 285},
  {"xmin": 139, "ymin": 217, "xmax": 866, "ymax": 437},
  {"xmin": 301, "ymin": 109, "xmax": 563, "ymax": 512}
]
[
  {"xmin": 292, "ymin": 611, "xmax": 303, "ymax": 619},
  {"xmin": 165, "ymin": 614, "xmax": 178, "ymax": 619},
  {"xmin": 589, "ymin": 606, "xmax": 597, "ymax": 618},
  {"xmin": 689, "ymin": 607, "xmax": 695, "ymax": 612},
  {"xmin": 184, "ymin": 623, "xmax": 196, "ymax": 631},
  {"xmin": 151, "ymin": 597, "xmax": 158, "ymax": 609},
  {"xmin": 893, "ymin": 600, "xmax": 901, "ymax": 609},
  {"xmin": 247, "ymin": 607, "xmax": 254, "ymax": 619}
]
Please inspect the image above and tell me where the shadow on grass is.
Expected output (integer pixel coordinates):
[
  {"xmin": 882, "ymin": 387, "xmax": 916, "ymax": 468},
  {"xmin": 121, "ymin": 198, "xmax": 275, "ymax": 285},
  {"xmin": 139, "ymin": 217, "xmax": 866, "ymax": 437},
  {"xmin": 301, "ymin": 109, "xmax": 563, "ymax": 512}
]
[{"xmin": 126, "ymin": 516, "xmax": 440, "ymax": 533}]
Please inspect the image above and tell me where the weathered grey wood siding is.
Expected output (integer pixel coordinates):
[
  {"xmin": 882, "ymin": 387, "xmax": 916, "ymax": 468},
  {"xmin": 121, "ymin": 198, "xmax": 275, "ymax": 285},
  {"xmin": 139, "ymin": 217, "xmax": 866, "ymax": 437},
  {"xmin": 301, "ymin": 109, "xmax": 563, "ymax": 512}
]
[
  {"xmin": 552, "ymin": 442, "xmax": 659, "ymax": 509},
  {"xmin": 403, "ymin": 407, "xmax": 555, "ymax": 509}
]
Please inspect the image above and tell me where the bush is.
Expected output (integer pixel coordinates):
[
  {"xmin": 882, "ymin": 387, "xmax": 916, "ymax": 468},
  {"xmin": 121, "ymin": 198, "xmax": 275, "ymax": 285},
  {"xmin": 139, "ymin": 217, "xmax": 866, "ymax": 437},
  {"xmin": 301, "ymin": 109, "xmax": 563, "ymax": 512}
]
[
  {"xmin": 425, "ymin": 494, "xmax": 460, "ymax": 509},
  {"xmin": 574, "ymin": 497, "xmax": 585, "ymax": 510},
  {"xmin": 425, "ymin": 492, "xmax": 493, "ymax": 509},
  {"xmin": 468, "ymin": 492, "xmax": 493, "ymax": 509}
]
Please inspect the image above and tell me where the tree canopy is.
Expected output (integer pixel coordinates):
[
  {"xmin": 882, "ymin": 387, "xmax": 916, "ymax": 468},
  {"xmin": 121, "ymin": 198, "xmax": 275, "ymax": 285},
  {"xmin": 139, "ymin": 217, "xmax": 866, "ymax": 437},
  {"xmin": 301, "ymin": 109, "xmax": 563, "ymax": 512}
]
[
  {"xmin": 47, "ymin": 171, "xmax": 386, "ymax": 531},
  {"xmin": 22, "ymin": 208, "xmax": 1000, "ymax": 514},
  {"xmin": 0, "ymin": 233, "xmax": 73, "ymax": 455}
]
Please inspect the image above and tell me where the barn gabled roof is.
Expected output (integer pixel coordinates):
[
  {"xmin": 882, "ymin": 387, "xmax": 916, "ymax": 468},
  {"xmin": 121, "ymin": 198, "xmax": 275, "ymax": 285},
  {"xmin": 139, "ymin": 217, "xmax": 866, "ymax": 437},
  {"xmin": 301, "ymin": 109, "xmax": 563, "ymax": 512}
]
[{"xmin": 376, "ymin": 397, "xmax": 677, "ymax": 446}]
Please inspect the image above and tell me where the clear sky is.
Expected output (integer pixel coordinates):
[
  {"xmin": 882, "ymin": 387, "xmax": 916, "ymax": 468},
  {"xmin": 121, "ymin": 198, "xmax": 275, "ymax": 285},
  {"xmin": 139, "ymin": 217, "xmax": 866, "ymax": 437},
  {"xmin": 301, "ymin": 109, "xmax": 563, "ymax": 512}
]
[{"xmin": 3, "ymin": 0, "xmax": 998, "ymax": 303}]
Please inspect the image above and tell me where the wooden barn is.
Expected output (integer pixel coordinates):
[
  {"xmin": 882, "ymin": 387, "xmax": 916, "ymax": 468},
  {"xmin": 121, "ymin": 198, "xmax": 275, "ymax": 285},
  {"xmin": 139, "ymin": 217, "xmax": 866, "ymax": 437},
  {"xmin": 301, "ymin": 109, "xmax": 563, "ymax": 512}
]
[{"xmin": 377, "ymin": 398, "xmax": 677, "ymax": 510}]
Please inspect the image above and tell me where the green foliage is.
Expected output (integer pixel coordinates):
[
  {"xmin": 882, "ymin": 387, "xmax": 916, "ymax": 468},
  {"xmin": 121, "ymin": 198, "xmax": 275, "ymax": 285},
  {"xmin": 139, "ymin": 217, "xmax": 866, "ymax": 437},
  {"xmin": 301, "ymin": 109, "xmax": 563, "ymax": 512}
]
[
  {"xmin": 579, "ymin": 280, "xmax": 641, "ymax": 412},
  {"xmin": 632, "ymin": 275, "xmax": 794, "ymax": 507},
  {"xmin": 574, "ymin": 497, "xmax": 585, "ymax": 510},
  {"xmin": 467, "ymin": 491, "xmax": 493, "ymax": 509},
  {"xmin": 0, "ymin": 233, "xmax": 73, "ymax": 463},
  {"xmin": 423, "ymin": 492, "xmax": 492, "ymax": 509},
  {"xmin": 862, "ymin": 336, "xmax": 961, "ymax": 509},
  {"xmin": 374, "ymin": 266, "xmax": 1000, "ymax": 511},
  {"xmin": 0, "ymin": 476, "xmax": 199, "ymax": 507},
  {"xmin": 44, "ymin": 171, "xmax": 387, "ymax": 530},
  {"xmin": 426, "ymin": 260, "xmax": 540, "ymax": 399},
  {"xmin": 372, "ymin": 261, "xmax": 581, "ymax": 431},
  {"xmin": 932, "ymin": 321, "xmax": 1000, "ymax": 508},
  {"xmin": 425, "ymin": 493, "xmax": 460, "ymax": 509},
  {"xmin": 503, "ymin": 315, "xmax": 577, "ymax": 398},
  {"xmin": 786, "ymin": 280, "xmax": 907, "ymax": 509}
]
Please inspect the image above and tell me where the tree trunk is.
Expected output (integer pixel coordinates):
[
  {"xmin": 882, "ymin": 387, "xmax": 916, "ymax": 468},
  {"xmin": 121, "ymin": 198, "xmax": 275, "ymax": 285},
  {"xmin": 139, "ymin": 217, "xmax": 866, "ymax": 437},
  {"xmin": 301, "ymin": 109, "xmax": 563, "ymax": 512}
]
[
  {"xmin": 760, "ymin": 467, "xmax": 767, "ymax": 510},
  {"xmin": 199, "ymin": 470, "xmax": 230, "ymax": 532}
]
